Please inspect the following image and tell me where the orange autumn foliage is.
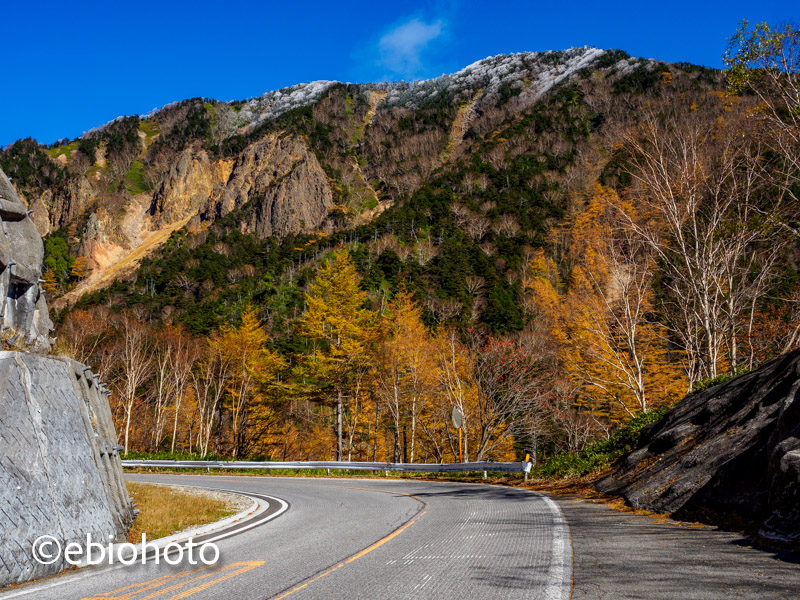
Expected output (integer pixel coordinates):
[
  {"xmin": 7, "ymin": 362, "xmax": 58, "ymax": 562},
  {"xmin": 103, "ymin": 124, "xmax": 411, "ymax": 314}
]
[{"xmin": 527, "ymin": 185, "xmax": 686, "ymax": 422}]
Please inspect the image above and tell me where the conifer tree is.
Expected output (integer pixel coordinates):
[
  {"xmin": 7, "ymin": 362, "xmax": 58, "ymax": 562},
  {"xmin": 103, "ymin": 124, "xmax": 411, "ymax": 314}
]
[
  {"xmin": 298, "ymin": 250, "xmax": 376, "ymax": 460},
  {"xmin": 376, "ymin": 285, "xmax": 435, "ymax": 462},
  {"xmin": 527, "ymin": 185, "xmax": 686, "ymax": 421},
  {"xmin": 214, "ymin": 305, "xmax": 284, "ymax": 458}
]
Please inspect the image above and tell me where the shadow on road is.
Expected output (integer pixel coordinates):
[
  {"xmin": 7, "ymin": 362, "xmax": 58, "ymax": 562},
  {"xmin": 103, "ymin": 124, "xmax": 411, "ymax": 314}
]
[{"xmin": 559, "ymin": 497, "xmax": 800, "ymax": 599}]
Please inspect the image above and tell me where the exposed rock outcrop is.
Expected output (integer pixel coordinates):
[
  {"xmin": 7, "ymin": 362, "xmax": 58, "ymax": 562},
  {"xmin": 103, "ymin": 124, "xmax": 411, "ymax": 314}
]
[
  {"xmin": 25, "ymin": 176, "xmax": 95, "ymax": 236},
  {"xmin": 149, "ymin": 147, "xmax": 234, "ymax": 226},
  {"xmin": 597, "ymin": 350, "xmax": 800, "ymax": 544},
  {"xmin": 202, "ymin": 133, "xmax": 334, "ymax": 238},
  {"xmin": 149, "ymin": 134, "xmax": 334, "ymax": 239},
  {"xmin": 0, "ymin": 168, "xmax": 53, "ymax": 350}
]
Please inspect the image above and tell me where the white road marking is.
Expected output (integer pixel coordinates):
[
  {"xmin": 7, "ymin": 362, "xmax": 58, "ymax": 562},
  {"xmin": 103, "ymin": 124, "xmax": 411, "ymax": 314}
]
[
  {"xmin": 413, "ymin": 573, "xmax": 433, "ymax": 591},
  {"xmin": 535, "ymin": 492, "xmax": 573, "ymax": 600},
  {"xmin": 0, "ymin": 491, "xmax": 288, "ymax": 599}
]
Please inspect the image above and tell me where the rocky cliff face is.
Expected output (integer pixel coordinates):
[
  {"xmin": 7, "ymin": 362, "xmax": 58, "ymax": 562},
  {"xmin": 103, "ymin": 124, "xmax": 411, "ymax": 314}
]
[
  {"xmin": 149, "ymin": 147, "xmax": 234, "ymax": 226},
  {"xmin": 207, "ymin": 134, "xmax": 334, "ymax": 237},
  {"xmin": 25, "ymin": 175, "xmax": 95, "ymax": 236},
  {"xmin": 149, "ymin": 133, "xmax": 334, "ymax": 237},
  {"xmin": 597, "ymin": 350, "xmax": 800, "ymax": 544},
  {"xmin": 0, "ymin": 168, "xmax": 53, "ymax": 350}
]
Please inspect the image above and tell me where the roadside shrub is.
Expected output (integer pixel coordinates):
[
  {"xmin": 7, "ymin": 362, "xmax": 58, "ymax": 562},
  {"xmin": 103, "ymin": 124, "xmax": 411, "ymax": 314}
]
[{"xmin": 534, "ymin": 407, "xmax": 671, "ymax": 478}]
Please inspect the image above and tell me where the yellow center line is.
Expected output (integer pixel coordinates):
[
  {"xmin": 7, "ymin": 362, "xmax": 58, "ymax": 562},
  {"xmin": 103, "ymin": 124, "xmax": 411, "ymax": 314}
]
[
  {"xmin": 84, "ymin": 567, "xmax": 210, "ymax": 600},
  {"xmin": 81, "ymin": 562, "xmax": 264, "ymax": 600},
  {"xmin": 169, "ymin": 562, "xmax": 265, "ymax": 599},
  {"xmin": 86, "ymin": 571, "xmax": 199, "ymax": 599},
  {"xmin": 270, "ymin": 562, "xmax": 345, "ymax": 600},
  {"xmin": 272, "ymin": 510, "xmax": 426, "ymax": 600},
  {"xmin": 346, "ymin": 510, "xmax": 426, "ymax": 564}
]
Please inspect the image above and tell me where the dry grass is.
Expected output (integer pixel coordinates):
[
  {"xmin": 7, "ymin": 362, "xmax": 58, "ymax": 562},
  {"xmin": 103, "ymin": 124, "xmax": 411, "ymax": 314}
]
[{"xmin": 126, "ymin": 482, "xmax": 239, "ymax": 543}]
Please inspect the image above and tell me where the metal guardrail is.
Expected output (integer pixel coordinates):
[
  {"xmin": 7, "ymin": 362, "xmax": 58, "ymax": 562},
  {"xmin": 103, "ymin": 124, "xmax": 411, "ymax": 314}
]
[{"xmin": 121, "ymin": 459, "xmax": 532, "ymax": 474}]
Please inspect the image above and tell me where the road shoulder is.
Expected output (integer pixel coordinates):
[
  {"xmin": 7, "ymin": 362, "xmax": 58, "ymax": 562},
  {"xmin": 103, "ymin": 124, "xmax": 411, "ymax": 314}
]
[{"xmin": 555, "ymin": 495, "xmax": 800, "ymax": 599}]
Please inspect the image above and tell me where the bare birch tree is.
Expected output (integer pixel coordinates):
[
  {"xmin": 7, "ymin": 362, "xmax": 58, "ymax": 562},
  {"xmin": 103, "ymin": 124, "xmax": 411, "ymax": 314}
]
[
  {"xmin": 617, "ymin": 106, "xmax": 785, "ymax": 381},
  {"xmin": 111, "ymin": 313, "xmax": 152, "ymax": 455}
]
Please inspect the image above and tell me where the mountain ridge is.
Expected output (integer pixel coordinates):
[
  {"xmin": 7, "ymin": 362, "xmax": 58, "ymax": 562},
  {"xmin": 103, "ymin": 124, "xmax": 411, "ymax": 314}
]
[
  {"xmin": 70, "ymin": 47, "xmax": 621, "ymax": 143},
  {"xmin": 0, "ymin": 45, "xmax": 725, "ymax": 333}
]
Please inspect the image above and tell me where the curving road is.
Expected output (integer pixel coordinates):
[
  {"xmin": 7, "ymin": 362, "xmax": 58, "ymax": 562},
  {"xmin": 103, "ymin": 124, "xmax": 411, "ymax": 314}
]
[{"xmin": 0, "ymin": 475, "xmax": 572, "ymax": 600}]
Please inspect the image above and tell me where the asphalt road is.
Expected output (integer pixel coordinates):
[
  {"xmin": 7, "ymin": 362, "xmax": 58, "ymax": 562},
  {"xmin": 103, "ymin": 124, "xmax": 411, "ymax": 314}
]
[
  {"xmin": 0, "ymin": 475, "xmax": 571, "ymax": 600},
  {"xmin": 2, "ymin": 475, "xmax": 798, "ymax": 599},
  {"xmin": 560, "ymin": 496, "xmax": 800, "ymax": 599}
]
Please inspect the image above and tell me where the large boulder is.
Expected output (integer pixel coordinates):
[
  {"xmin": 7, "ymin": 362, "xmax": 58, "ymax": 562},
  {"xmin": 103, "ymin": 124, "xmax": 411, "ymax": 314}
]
[
  {"xmin": 0, "ymin": 168, "xmax": 53, "ymax": 350},
  {"xmin": 597, "ymin": 350, "xmax": 800, "ymax": 543}
]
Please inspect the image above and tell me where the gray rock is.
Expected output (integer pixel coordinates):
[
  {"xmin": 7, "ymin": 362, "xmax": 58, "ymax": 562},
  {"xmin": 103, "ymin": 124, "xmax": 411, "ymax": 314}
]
[
  {"xmin": 0, "ymin": 168, "xmax": 131, "ymax": 586},
  {"xmin": 0, "ymin": 352, "xmax": 134, "ymax": 586},
  {"xmin": 149, "ymin": 134, "xmax": 334, "ymax": 238},
  {"xmin": 597, "ymin": 350, "xmax": 800, "ymax": 544},
  {"xmin": 0, "ymin": 167, "xmax": 53, "ymax": 351}
]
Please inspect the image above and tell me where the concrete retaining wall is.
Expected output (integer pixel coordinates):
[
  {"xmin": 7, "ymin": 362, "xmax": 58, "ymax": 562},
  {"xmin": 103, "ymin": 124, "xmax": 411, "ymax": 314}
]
[{"xmin": 0, "ymin": 351, "xmax": 133, "ymax": 586}]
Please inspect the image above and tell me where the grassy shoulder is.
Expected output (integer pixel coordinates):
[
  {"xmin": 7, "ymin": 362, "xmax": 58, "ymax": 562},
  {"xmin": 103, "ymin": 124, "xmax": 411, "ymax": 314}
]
[{"xmin": 125, "ymin": 482, "xmax": 242, "ymax": 543}]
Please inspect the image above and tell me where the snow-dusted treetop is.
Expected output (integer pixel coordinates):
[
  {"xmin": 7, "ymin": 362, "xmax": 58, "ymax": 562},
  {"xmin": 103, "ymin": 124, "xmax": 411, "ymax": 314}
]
[
  {"xmin": 80, "ymin": 115, "xmax": 129, "ymax": 139},
  {"xmin": 381, "ymin": 47, "xmax": 610, "ymax": 109},
  {"xmin": 78, "ymin": 49, "xmax": 648, "ymax": 141},
  {"xmin": 237, "ymin": 80, "xmax": 340, "ymax": 129}
]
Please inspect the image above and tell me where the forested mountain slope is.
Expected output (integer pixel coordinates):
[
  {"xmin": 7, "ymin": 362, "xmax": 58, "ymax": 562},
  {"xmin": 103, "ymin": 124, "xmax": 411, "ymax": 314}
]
[
  {"xmin": 1, "ymin": 31, "xmax": 797, "ymax": 463},
  {"xmin": 2, "ymin": 48, "xmax": 722, "ymax": 329}
]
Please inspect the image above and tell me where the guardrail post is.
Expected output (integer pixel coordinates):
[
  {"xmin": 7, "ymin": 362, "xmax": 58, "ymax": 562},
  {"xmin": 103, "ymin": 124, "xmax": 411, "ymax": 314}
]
[
  {"xmin": 483, "ymin": 470, "xmax": 487, "ymax": 480},
  {"xmin": 385, "ymin": 470, "xmax": 389, "ymax": 477},
  {"xmin": 326, "ymin": 468, "xmax": 330, "ymax": 476}
]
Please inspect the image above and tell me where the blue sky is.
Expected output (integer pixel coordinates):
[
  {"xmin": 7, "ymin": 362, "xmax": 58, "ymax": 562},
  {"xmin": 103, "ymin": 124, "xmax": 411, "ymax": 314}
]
[{"xmin": 2, "ymin": 0, "xmax": 796, "ymax": 146}]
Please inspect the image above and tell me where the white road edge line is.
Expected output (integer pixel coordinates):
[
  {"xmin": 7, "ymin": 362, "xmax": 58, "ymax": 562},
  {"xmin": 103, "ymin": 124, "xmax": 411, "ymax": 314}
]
[
  {"xmin": 201, "ymin": 490, "xmax": 288, "ymax": 545},
  {"xmin": 0, "ymin": 488, "xmax": 288, "ymax": 599},
  {"xmin": 531, "ymin": 491, "xmax": 573, "ymax": 600}
]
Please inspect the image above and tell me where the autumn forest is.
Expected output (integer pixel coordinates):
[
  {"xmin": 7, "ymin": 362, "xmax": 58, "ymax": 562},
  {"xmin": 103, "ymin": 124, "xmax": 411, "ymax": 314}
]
[{"xmin": 4, "ymin": 23, "xmax": 799, "ymax": 467}]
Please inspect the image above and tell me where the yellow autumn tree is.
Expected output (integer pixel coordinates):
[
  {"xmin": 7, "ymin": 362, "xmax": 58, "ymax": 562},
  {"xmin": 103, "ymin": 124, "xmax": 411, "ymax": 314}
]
[
  {"xmin": 297, "ymin": 250, "xmax": 377, "ymax": 461},
  {"xmin": 70, "ymin": 256, "xmax": 91, "ymax": 280},
  {"xmin": 527, "ymin": 184, "xmax": 685, "ymax": 422},
  {"xmin": 41, "ymin": 268, "xmax": 59, "ymax": 294},
  {"xmin": 212, "ymin": 305, "xmax": 284, "ymax": 458},
  {"xmin": 433, "ymin": 328, "xmax": 479, "ymax": 462},
  {"xmin": 375, "ymin": 286, "xmax": 437, "ymax": 462}
]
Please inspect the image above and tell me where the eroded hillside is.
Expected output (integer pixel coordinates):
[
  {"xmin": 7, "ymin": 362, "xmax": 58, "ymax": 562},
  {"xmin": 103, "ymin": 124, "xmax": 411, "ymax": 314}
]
[{"xmin": 1, "ymin": 48, "xmax": 724, "ymax": 318}]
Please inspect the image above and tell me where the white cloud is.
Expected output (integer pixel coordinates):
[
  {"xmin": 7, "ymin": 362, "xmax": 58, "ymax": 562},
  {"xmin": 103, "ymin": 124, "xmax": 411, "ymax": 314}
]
[{"xmin": 378, "ymin": 18, "xmax": 445, "ymax": 79}]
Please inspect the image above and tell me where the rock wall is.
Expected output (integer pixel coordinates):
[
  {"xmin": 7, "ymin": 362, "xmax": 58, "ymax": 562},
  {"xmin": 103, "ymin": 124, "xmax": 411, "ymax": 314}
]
[
  {"xmin": 0, "ymin": 351, "xmax": 133, "ymax": 586},
  {"xmin": 149, "ymin": 147, "xmax": 234, "ymax": 225},
  {"xmin": 597, "ymin": 350, "xmax": 800, "ymax": 544},
  {"xmin": 0, "ymin": 169, "xmax": 52, "ymax": 351},
  {"xmin": 150, "ymin": 133, "xmax": 334, "ymax": 238}
]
